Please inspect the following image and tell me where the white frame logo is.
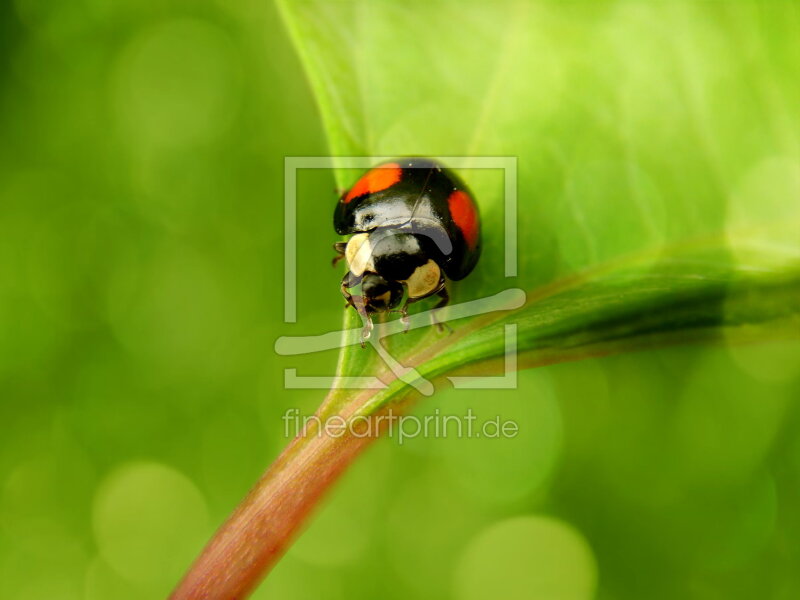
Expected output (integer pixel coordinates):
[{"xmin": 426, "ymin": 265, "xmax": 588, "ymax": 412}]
[{"xmin": 276, "ymin": 156, "xmax": 524, "ymax": 394}]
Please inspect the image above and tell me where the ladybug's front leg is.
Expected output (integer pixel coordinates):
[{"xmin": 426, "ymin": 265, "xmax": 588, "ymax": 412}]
[
  {"xmin": 353, "ymin": 296, "xmax": 374, "ymax": 348},
  {"xmin": 359, "ymin": 314, "xmax": 374, "ymax": 348},
  {"xmin": 340, "ymin": 272, "xmax": 373, "ymax": 348},
  {"xmin": 431, "ymin": 283, "xmax": 453, "ymax": 334},
  {"xmin": 389, "ymin": 282, "xmax": 411, "ymax": 334},
  {"xmin": 340, "ymin": 274, "xmax": 355, "ymax": 308},
  {"xmin": 398, "ymin": 307, "xmax": 410, "ymax": 333},
  {"xmin": 390, "ymin": 305, "xmax": 410, "ymax": 334}
]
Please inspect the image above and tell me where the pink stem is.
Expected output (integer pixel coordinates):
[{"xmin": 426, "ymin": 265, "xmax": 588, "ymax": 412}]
[{"xmin": 169, "ymin": 407, "xmax": 387, "ymax": 600}]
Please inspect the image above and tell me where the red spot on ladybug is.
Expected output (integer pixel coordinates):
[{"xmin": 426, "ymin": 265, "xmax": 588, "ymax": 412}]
[
  {"xmin": 447, "ymin": 190, "xmax": 479, "ymax": 250},
  {"xmin": 343, "ymin": 163, "xmax": 402, "ymax": 203}
]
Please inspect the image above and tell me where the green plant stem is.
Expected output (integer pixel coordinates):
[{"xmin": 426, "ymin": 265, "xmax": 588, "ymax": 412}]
[{"xmin": 169, "ymin": 401, "xmax": 395, "ymax": 600}]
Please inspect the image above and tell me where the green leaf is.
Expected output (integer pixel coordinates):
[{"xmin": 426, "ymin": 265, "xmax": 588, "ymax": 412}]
[
  {"xmin": 276, "ymin": 0, "xmax": 800, "ymax": 414},
  {"xmin": 173, "ymin": 3, "xmax": 800, "ymax": 596}
]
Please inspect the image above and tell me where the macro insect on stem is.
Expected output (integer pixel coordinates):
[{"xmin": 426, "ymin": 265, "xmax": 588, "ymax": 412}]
[{"xmin": 332, "ymin": 158, "xmax": 481, "ymax": 345}]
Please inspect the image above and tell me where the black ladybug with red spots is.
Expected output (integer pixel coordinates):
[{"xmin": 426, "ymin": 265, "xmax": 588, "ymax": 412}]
[{"xmin": 333, "ymin": 158, "xmax": 481, "ymax": 343}]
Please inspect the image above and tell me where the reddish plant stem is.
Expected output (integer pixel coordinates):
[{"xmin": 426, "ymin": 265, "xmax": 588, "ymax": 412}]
[{"xmin": 169, "ymin": 405, "xmax": 391, "ymax": 600}]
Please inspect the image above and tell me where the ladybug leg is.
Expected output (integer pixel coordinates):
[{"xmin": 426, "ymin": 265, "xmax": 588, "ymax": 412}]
[
  {"xmin": 350, "ymin": 294, "xmax": 373, "ymax": 347},
  {"xmin": 340, "ymin": 275, "xmax": 354, "ymax": 308},
  {"xmin": 341, "ymin": 273, "xmax": 373, "ymax": 348},
  {"xmin": 341, "ymin": 271, "xmax": 364, "ymax": 308},
  {"xmin": 389, "ymin": 283, "xmax": 411, "ymax": 333},
  {"xmin": 431, "ymin": 284, "xmax": 453, "ymax": 334},
  {"xmin": 332, "ymin": 241, "xmax": 347, "ymax": 267},
  {"xmin": 390, "ymin": 305, "xmax": 410, "ymax": 333},
  {"xmin": 359, "ymin": 313, "xmax": 374, "ymax": 348},
  {"xmin": 400, "ymin": 307, "xmax": 410, "ymax": 333}
]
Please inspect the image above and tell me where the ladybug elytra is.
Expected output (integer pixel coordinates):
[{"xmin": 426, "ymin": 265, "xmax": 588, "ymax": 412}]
[{"xmin": 332, "ymin": 158, "xmax": 481, "ymax": 344}]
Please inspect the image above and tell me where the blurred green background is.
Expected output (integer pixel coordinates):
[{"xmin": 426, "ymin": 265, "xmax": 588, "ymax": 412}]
[{"xmin": 1, "ymin": 1, "xmax": 800, "ymax": 599}]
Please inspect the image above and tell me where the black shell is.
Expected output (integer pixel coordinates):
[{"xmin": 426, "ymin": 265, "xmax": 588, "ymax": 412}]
[{"xmin": 333, "ymin": 158, "xmax": 481, "ymax": 281}]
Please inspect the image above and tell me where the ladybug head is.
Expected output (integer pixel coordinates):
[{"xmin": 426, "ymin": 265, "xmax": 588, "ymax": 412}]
[{"xmin": 360, "ymin": 273, "xmax": 404, "ymax": 313}]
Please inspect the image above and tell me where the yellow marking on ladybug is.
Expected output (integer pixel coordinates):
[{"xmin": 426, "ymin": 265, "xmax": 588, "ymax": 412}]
[
  {"xmin": 372, "ymin": 291, "xmax": 391, "ymax": 306},
  {"xmin": 402, "ymin": 260, "xmax": 441, "ymax": 299},
  {"xmin": 345, "ymin": 233, "xmax": 375, "ymax": 277}
]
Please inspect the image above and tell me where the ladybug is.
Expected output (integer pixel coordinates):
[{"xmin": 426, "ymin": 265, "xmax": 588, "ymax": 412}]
[{"xmin": 332, "ymin": 158, "xmax": 481, "ymax": 343}]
